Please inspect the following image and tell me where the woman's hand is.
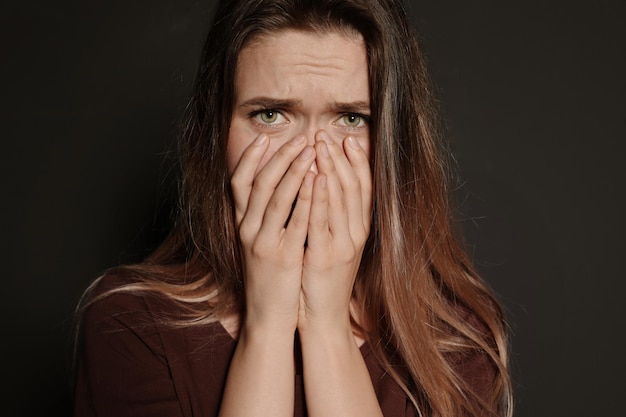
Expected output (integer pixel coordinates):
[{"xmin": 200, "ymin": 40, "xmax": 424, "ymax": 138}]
[
  {"xmin": 296, "ymin": 131, "xmax": 381, "ymax": 417},
  {"xmin": 299, "ymin": 130, "xmax": 373, "ymax": 333},
  {"xmin": 230, "ymin": 133, "xmax": 317, "ymax": 333}
]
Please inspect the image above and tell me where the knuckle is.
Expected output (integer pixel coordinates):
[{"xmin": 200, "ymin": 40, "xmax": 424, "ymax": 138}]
[
  {"xmin": 267, "ymin": 197, "xmax": 280, "ymax": 212},
  {"xmin": 353, "ymin": 229, "xmax": 369, "ymax": 245},
  {"xmin": 250, "ymin": 240, "xmax": 269, "ymax": 259},
  {"xmin": 329, "ymin": 195, "xmax": 344, "ymax": 210},
  {"xmin": 297, "ymin": 189, "xmax": 312, "ymax": 203},
  {"xmin": 288, "ymin": 212, "xmax": 304, "ymax": 228},
  {"xmin": 230, "ymin": 174, "xmax": 244, "ymax": 190},
  {"xmin": 238, "ymin": 222, "xmax": 255, "ymax": 244},
  {"xmin": 277, "ymin": 143, "xmax": 296, "ymax": 159},
  {"xmin": 250, "ymin": 178, "xmax": 273, "ymax": 196},
  {"xmin": 310, "ymin": 218, "xmax": 328, "ymax": 231}
]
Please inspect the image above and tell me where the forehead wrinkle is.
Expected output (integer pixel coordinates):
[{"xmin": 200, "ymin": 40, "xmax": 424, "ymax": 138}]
[
  {"xmin": 235, "ymin": 29, "xmax": 369, "ymax": 106},
  {"xmin": 276, "ymin": 52, "xmax": 353, "ymax": 74},
  {"xmin": 251, "ymin": 32, "xmax": 365, "ymax": 72}
]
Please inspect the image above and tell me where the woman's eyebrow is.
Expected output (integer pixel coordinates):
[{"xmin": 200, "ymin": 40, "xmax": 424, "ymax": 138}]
[
  {"xmin": 331, "ymin": 101, "xmax": 371, "ymax": 114},
  {"xmin": 238, "ymin": 97, "xmax": 301, "ymax": 109},
  {"xmin": 237, "ymin": 97, "xmax": 371, "ymax": 114}
]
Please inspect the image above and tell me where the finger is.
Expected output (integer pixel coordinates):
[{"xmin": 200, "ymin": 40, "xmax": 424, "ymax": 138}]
[
  {"xmin": 243, "ymin": 134, "xmax": 308, "ymax": 234},
  {"xmin": 258, "ymin": 146, "xmax": 316, "ymax": 238},
  {"xmin": 230, "ymin": 134, "xmax": 269, "ymax": 226},
  {"xmin": 307, "ymin": 173, "xmax": 330, "ymax": 250},
  {"xmin": 343, "ymin": 136, "xmax": 373, "ymax": 235},
  {"xmin": 314, "ymin": 139, "xmax": 350, "ymax": 241},
  {"xmin": 282, "ymin": 171, "xmax": 315, "ymax": 248},
  {"xmin": 317, "ymin": 131, "xmax": 366, "ymax": 239}
]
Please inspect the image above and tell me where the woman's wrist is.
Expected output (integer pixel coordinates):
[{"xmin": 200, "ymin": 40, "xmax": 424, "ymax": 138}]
[
  {"xmin": 241, "ymin": 313, "xmax": 298, "ymax": 344},
  {"xmin": 297, "ymin": 314, "xmax": 356, "ymax": 351}
]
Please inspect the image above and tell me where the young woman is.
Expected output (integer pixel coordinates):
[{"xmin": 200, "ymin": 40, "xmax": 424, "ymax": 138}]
[{"xmin": 73, "ymin": 1, "xmax": 513, "ymax": 416}]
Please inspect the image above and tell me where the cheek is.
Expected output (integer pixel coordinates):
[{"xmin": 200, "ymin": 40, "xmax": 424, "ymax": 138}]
[
  {"xmin": 226, "ymin": 129, "xmax": 280, "ymax": 175},
  {"xmin": 225, "ymin": 133, "xmax": 247, "ymax": 175}
]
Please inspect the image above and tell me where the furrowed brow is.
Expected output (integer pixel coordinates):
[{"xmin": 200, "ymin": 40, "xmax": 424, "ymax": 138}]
[{"xmin": 238, "ymin": 97, "xmax": 302, "ymax": 109}]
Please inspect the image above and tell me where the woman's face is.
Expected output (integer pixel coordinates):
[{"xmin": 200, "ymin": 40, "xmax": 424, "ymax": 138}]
[{"xmin": 227, "ymin": 29, "xmax": 371, "ymax": 173}]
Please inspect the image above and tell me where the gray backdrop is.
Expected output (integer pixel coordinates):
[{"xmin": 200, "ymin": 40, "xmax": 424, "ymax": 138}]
[{"xmin": 2, "ymin": 0, "xmax": 624, "ymax": 416}]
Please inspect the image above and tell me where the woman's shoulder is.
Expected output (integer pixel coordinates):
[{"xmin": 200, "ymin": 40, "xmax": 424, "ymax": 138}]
[
  {"xmin": 78, "ymin": 268, "xmax": 236, "ymax": 369},
  {"xmin": 74, "ymin": 270, "xmax": 236, "ymax": 417},
  {"xmin": 81, "ymin": 269, "xmax": 157, "ymax": 317},
  {"xmin": 82, "ymin": 266, "xmax": 193, "ymax": 314},
  {"xmin": 84, "ymin": 267, "xmax": 145, "ymax": 296},
  {"xmin": 79, "ymin": 267, "xmax": 232, "ymax": 341},
  {"xmin": 78, "ymin": 270, "xmax": 168, "ymax": 343}
]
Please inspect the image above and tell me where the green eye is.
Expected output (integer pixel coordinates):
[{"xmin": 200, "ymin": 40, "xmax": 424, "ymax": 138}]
[
  {"xmin": 250, "ymin": 109, "xmax": 287, "ymax": 126},
  {"xmin": 342, "ymin": 114, "xmax": 363, "ymax": 127},
  {"xmin": 259, "ymin": 110, "xmax": 278, "ymax": 124}
]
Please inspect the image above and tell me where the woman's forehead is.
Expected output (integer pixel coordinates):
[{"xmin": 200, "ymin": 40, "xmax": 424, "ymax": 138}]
[
  {"xmin": 234, "ymin": 30, "xmax": 369, "ymax": 104},
  {"xmin": 243, "ymin": 25, "xmax": 363, "ymax": 50}
]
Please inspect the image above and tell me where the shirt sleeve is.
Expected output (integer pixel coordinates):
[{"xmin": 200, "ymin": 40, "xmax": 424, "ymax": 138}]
[{"xmin": 73, "ymin": 286, "xmax": 184, "ymax": 417}]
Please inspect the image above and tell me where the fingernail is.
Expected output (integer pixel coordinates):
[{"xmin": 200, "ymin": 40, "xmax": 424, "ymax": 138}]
[
  {"xmin": 290, "ymin": 135, "xmax": 305, "ymax": 145},
  {"xmin": 299, "ymin": 147, "xmax": 314, "ymax": 160},
  {"xmin": 316, "ymin": 130, "xmax": 332, "ymax": 144},
  {"xmin": 254, "ymin": 134, "xmax": 268, "ymax": 146},
  {"xmin": 347, "ymin": 136, "xmax": 361, "ymax": 150}
]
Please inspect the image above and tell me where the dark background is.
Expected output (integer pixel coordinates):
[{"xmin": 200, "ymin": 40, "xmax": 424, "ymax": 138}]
[{"xmin": 2, "ymin": 0, "xmax": 624, "ymax": 416}]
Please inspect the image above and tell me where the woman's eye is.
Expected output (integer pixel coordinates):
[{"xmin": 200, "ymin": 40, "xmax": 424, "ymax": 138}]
[
  {"xmin": 253, "ymin": 110, "xmax": 286, "ymax": 125},
  {"xmin": 339, "ymin": 113, "xmax": 368, "ymax": 128}
]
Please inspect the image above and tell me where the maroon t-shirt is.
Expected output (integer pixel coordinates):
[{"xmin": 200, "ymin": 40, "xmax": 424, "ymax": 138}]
[{"xmin": 74, "ymin": 274, "xmax": 495, "ymax": 416}]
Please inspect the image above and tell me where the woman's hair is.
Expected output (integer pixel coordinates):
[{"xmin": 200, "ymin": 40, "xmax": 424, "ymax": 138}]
[{"xmin": 80, "ymin": 0, "xmax": 513, "ymax": 416}]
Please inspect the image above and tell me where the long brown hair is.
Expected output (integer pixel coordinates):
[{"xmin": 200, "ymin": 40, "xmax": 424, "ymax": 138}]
[{"xmin": 80, "ymin": 0, "xmax": 512, "ymax": 416}]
